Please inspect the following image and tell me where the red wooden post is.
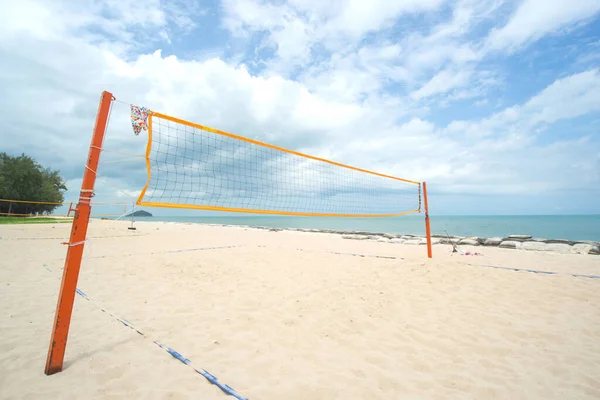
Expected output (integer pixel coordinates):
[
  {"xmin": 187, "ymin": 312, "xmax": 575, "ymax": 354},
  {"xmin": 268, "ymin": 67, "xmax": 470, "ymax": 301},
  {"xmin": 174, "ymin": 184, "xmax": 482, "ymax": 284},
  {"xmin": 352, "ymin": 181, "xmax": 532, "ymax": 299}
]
[
  {"xmin": 45, "ymin": 91, "xmax": 113, "ymax": 375},
  {"xmin": 423, "ymin": 182, "xmax": 432, "ymax": 259}
]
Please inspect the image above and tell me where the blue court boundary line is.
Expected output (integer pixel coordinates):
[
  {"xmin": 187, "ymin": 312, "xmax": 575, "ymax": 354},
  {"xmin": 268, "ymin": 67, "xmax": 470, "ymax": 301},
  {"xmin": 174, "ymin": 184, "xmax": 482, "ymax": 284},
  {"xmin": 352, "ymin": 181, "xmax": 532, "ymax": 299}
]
[
  {"xmin": 43, "ymin": 263, "xmax": 248, "ymax": 399},
  {"xmin": 257, "ymin": 245, "xmax": 399, "ymax": 260},
  {"xmin": 30, "ymin": 245, "xmax": 245, "ymax": 263},
  {"xmin": 89, "ymin": 244, "xmax": 244, "ymax": 259},
  {"xmin": 465, "ymin": 263, "xmax": 600, "ymax": 279}
]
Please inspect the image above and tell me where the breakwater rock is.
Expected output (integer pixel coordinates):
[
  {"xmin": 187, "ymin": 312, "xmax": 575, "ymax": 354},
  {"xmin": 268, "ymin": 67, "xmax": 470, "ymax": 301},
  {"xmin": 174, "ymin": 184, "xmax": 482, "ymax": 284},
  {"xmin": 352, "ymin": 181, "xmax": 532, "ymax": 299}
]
[
  {"xmin": 222, "ymin": 224, "xmax": 600, "ymax": 255},
  {"xmin": 338, "ymin": 232, "xmax": 599, "ymax": 255}
]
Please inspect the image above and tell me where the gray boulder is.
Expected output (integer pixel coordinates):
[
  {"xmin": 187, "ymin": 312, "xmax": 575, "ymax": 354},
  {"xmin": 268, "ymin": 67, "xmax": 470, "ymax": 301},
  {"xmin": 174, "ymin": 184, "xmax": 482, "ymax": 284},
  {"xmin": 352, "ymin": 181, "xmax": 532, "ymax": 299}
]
[
  {"xmin": 459, "ymin": 238, "xmax": 480, "ymax": 246},
  {"xmin": 342, "ymin": 234, "xmax": 369, "ymax": 240},
  {"xmin": 390, "ymin": 238, "xmax": 406, "ymax": 244},
  {"xmin": 403, "ymin": 239, "xmax": 423, "ymax": 245},
  {"xmin": 521, "ymin": 241, "xmax": 547, "ymax": 251},
  {"xmin": 574, "ymin": 240, "xmax": 600, "ymax": 246},
  {"xmin": 506, "ymin": 235, "xmax": 533, "ymax": 240},
  {"xmin": 590, "ymin": 246, "xmax": 600, "ymax": 255},
  {"xmin": 499, "ymin": 241, "xmax": 520, "ymax": 249},
  {"xmin": 544, "ymin": 239, "xmax": 571, "ymax": 245},
  {"xmin": 383, "ymin": 233, "xmax": 397, "ymax": 239},
  {"xmin": 483, "ymin": 237, "xmax": 503, "ymax": 246},
  {"xmin": 440, "ymin": 237, "xmax": 465, "ymax": 245},
  {"xmin": 544, "ymin": 243, "xmax": 572, "ymax": 254},
  {"xmin": 571, "ymin": 244, "xmax": 595, "ymax": 255}
]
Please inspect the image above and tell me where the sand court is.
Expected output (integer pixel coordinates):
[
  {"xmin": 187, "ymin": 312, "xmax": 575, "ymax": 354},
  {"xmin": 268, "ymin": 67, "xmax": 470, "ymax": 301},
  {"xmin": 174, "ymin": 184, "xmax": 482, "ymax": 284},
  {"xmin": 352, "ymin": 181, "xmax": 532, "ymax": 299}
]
[{"xmin": 1, "ymin": 220, "xmax": 600, "ymax": 399}]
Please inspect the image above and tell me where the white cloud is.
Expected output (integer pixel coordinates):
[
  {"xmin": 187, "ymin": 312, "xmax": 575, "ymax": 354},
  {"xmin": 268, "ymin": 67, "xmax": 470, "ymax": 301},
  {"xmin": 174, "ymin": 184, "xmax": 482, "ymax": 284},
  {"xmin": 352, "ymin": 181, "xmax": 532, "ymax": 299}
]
[
  {"xmin": 319, "ymin": 0, "xmax": 448, "ymax": 39},
  {"xmin": 221, "ymin": 0, "xmax": 454, "ymax": 76},
  {"xmin": 524, "ymin": 69, "xmax": 600, "ymax": 125},
  {"xmin": 486, "ymin": 0, "xmax": 600, "ymax": 52},
  {"xmin": 0, "ymin": 0, "xmax": 599, "ymax": 215},
  {"xmin": 437, "ymin": 68, "xmax": 600, "ymax": 142},
  {"xmin": 411, "ymin": 69, "xmax": 473, "ymax": 99},
  {"xmin": 223, "ymin": 0, "xmax": 449, "ymax": 43},
  {"xmin": 0, "ymin": 0, "xmax": 203, "ymax": 55}
]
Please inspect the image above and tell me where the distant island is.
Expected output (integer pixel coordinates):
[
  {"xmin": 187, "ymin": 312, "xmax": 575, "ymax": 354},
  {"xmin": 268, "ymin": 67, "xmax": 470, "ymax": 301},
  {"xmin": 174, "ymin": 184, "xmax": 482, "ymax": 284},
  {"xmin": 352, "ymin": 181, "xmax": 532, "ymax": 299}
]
[{"xmin": 125, "ymin": 210, "xmax": 153, "ymax": 217}]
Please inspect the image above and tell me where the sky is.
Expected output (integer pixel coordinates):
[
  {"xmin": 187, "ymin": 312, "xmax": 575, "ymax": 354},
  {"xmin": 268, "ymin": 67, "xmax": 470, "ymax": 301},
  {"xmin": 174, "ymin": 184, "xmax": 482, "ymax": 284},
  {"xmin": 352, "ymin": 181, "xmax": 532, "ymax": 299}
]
[{"xmin": 0, "ymin": 0, "xmax": 599, "ymax": 216}]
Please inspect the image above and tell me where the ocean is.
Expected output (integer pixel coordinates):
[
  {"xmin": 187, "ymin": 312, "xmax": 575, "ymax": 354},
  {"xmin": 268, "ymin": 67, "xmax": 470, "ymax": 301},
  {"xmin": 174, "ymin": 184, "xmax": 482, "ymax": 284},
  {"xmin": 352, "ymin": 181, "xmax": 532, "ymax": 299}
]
[{"xmin": 122, "ymin": 214, "xmax": 600, "ymax": 242}]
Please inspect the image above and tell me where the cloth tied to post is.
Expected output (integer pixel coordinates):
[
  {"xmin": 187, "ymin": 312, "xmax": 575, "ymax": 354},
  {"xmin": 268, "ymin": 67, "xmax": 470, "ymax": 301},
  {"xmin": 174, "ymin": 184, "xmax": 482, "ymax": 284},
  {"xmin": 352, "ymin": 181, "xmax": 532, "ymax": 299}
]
[{"xmin": 130, "ymin": 104, "xmax": 150, "ymax": 136}]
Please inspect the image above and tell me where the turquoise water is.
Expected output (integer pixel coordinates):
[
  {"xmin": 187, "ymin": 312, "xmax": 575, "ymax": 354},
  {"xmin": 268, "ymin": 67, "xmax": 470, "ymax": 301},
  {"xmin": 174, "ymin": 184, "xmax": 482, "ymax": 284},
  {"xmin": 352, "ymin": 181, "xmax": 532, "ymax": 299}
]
[{"xmin": 124, "ymin": 214, "xmax": 600, "ymax": 241}]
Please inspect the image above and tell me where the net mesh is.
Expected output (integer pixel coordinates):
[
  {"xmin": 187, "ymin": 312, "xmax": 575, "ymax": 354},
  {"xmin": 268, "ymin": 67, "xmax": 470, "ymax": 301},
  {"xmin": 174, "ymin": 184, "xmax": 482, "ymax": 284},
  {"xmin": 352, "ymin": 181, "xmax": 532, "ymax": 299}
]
[{"xmin": 136, "ymin": 113, "xmax": 421, "ymax": 217}]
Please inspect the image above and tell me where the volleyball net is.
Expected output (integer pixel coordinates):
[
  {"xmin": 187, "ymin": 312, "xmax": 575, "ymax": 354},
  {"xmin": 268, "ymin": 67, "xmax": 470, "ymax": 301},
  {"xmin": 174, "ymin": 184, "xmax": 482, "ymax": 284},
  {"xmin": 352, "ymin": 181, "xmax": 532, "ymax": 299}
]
[
  {"xmin": 0, "ymin": 199, "xmax": 67, "ymax": 217},
  {"xmin": 0, "ymin": 199, "xmax": 129, "ymax": 218},
  {"xmin": 134, "ymin": 110, "xmax": 422, "ymax": 217},
  {"xmin": 45, "ymin": 90, "xmax": 432, "ymax": 377}
]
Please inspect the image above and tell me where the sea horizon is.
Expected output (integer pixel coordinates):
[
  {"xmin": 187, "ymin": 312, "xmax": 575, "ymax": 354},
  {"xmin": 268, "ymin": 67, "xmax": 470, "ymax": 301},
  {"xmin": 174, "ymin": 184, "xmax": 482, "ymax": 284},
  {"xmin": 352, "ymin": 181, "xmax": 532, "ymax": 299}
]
[{"xmin": 104, "ymin": 214, "xmax": 600, "ymax": 242}]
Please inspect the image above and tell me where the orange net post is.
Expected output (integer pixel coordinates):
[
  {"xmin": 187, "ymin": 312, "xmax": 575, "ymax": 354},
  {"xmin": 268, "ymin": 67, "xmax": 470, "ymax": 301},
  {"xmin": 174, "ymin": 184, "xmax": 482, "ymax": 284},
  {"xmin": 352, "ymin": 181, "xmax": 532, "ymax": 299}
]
[
  {"xmin": 423, "ymin": 182, "xmax": 432, "ymax": 258},
  {"xmin": 44, "ymin": 90, "xmax": 113, "ymax": 375},
  {"xmin": 66, "ymin": 202, "xmax": 74, "ymax": 217}
]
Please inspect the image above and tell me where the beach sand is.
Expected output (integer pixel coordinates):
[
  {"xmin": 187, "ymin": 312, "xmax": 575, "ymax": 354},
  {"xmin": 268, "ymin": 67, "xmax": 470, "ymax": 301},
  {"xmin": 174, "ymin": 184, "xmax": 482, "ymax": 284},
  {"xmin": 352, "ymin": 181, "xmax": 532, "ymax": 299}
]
[{"xmin": 1, "ymin": 220, "xmax": 599, "ymax": 399}]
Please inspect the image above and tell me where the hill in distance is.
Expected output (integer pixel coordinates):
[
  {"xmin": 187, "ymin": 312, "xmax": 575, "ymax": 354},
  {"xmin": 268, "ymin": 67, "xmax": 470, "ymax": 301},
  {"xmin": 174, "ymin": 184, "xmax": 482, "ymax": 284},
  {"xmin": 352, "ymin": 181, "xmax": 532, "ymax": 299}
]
[{"xmin": 125, "ymin": 210, "xmax": 153, "ymax": 217}]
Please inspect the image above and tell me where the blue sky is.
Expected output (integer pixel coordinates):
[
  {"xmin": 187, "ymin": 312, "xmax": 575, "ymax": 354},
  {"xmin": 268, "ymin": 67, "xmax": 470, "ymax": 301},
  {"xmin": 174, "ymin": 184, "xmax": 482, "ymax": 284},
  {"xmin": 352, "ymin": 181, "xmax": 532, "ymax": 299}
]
[{"xmin": 0, "ymin": 0, "xmax": 599, "ymax": 216}]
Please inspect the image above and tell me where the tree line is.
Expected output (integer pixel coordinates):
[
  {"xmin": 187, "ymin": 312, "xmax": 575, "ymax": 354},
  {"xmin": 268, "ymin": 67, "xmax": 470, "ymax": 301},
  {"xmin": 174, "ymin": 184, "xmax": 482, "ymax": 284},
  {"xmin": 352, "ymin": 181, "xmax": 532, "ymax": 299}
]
[{"xmin": 0, "ymin": 152, "xmax": 67, "ymax": 216}]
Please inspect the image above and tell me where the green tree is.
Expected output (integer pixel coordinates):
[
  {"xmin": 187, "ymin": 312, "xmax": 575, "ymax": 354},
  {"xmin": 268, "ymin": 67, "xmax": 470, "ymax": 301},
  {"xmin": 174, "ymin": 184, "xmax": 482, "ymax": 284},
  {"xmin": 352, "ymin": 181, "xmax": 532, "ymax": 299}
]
[{"xmin": 0, "ymin": 153, "xmax": 67, "ymax": 216}]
